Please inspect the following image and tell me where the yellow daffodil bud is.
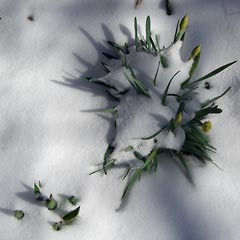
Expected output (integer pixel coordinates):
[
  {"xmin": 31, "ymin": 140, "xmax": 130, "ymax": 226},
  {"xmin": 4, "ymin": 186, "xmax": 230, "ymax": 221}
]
[
  {"xmin": 202, "ymin": 121, "xmax": 212, "ymax": 132},
  {"xmin": 189, "ymin": 44, "xmax": 201, "ymax": 60},
  {"xmin": 174, "ymin": 112, "xmax": 183, "ymax": 125},
  {"xmin": 180, "ymin": 15, "xmax": 188, "ymax": 31}
]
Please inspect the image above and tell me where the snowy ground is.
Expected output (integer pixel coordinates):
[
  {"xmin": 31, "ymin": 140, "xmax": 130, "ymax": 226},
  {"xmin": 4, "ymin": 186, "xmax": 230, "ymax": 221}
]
[{"xmin": 0, "ymin": 0, "xmax": 240, "ymax": 239}]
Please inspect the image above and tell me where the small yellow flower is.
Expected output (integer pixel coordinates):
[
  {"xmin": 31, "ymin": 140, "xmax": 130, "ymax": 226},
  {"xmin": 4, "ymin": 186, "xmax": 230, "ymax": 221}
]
[
  {"xmin": 174, "ymin": 112, "xmax": 183, "ymax": 125},
  {"xmin": 180, "ymin": 15, "xmax": 188, "ymax": 31},
  {"xmin": 189, "ymin": 44, "xmax": 201, "ymax": 60},
  {"xmin": 202, "ymin": 121, "xmax": 212, "ymax": 132}
]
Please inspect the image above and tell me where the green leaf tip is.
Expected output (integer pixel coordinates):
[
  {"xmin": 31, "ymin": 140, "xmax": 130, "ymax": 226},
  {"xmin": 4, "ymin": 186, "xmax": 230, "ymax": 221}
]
[
  {"xmin": 62, "ymin": 206, "xmax": 80, "ymax": 222},
  {"xmin": 46, "ymin": 194, "xmax": 58, "ymax": 210},
  {"xmin": 162, "ymin": 71, "xmax": 180, "ymax": 105},
  {"xmin": 146, "ymin": 16, "xmax": 151, "ymax": 50},
  {"xmin": 34, "ymin": 183, "xmax": 41, "ymax": 195},
  {"xmin": 68, "ymin": 195, "xmax": 77, "ymax": 206},
  {"xmin": 122, "ymin": 149, "xmax": 158, "ymax": 200},
  {"xmin": 187, "ymin": 60, "xmax": 237, "ymax": 88}
]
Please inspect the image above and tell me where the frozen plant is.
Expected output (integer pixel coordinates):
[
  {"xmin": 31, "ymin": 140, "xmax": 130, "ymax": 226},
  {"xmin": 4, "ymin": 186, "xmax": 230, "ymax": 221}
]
[{"xmin": 87, "ymin": 15, "xmax": 236, "ymax": 201}]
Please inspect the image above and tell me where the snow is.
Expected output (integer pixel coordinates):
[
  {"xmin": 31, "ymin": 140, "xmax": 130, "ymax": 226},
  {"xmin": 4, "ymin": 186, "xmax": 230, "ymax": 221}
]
[
  {"xmin": 105, "ymin": 40, "xmax": 192, "ymax": 165},
  {"xmin": 0, "ymin": 0, "xmax": 240, "ymax": 239}
]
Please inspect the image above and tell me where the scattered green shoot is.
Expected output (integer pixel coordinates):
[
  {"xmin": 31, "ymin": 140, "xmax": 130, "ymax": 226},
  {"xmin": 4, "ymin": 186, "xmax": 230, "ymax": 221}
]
[
  {"xmin": 14, "ymin": 210, "xmax": 24, "ymax": 220},
  {"xmin": 62, "ymin": 206, "xmax": 80, "ymax": 222},
  {"xmin": 34, "ymin": 182, "xmax": 43, "ymax": 201},
  {"xmin": 68, "ymin": 196, "xmax": 77, "ymax": 206},
  {"xmin": 53, "ymin": 205, "xmax": 80, "ymax": 231},
  {"xmin": 14, "ymin": 182, "xmax": 80, "ymax": 230},
  {"xmin": 46, "ymin": 194, "xmax": 58, "ymax": 210}
]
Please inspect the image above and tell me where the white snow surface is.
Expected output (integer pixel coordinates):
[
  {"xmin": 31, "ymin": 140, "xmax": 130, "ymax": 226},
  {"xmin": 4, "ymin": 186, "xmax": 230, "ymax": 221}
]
[
  {"xmin": 108, "ymin": 42, "xmax": 191, "ymax": 165},
  {"xmin": 0, "ymin": 0, "xmax": 240, "ymax": 240}
]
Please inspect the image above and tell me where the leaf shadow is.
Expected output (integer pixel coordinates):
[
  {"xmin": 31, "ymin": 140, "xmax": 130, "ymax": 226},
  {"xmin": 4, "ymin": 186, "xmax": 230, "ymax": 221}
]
[
  {"xmin": 52, "ymin": 23, "xmax": 133, "ymax": 145},
  {"xmin": 15, "ymin": 182, "xmax": 46, "ymax": 207},
  {"xmin": 0, "ymin": 207, "xmax": 14, "ymax": 216}
]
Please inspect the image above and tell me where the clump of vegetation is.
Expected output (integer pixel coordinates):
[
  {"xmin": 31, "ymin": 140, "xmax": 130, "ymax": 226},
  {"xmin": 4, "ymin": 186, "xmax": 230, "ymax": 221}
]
[
  {"xmin": 14, "ymin": 181, "xmax": 80, "ymax": 231},
  {"xmin": 87, "ymin": 15, "xmax": 236, "ymax": 202}
]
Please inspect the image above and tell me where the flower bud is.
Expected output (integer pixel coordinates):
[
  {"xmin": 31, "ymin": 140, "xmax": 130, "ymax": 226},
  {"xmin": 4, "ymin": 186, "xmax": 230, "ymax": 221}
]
[
  {"xmin": 180, "ymin": 15, "xmax": 188, "ymax": 31},
  {"xmin": 174, "ymin": 112, "xmax": 183, "ymax": 125},
  {"xmin": 202, "ymin": 121, "xmax": 212, "ymax": 132},
  {"xmin": 189, "ymin": 44, "xmax": 201, "ymax": 60}
]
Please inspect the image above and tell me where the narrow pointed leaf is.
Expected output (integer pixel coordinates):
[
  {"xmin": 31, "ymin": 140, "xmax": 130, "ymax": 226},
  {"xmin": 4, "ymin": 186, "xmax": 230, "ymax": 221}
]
[
  {"xmin": 146, "ymin": 16, "xmax": 151, "ymax": 50},
  {"xmin": 34, "ymin": 183, "xmax": 41, "ymax": 195},
  {"xmin": 122, "ymin": 149, "xmax": 157, "ymax": 199},
  {"xmin": 141, "ymin": 126, "xmax": 166, "ymax": 140},
  {"xmin": 134, "ymin": 151, "xmax": 146, "ymax": 161},
  {"xmin": 103, "ymin": 144, "xmax": 115, "ymax": 174},
  {"xmin": 201, "ymin": 87, "xmax": 231, "ymax": 108},
  {"xmin": 89, "ymin": 159, "xmax": 116, "ymax": 175},
  {"xmin": 162, "ymin": 71, "xmax": 180, "ymax": 105},
  {"xmin": 134, "ymin": 17, "xmax": 139, "ymax": 50},
  {"xmin": 192, "ymin": 106, "xmax": 222, "ymax": 122},
  {"xmin": 177, "ymin": 153, "xmax": 193, "ymax": 184},
  {"xmin": 62, "ymin": 206, "xmax": 80, "ymax": 221},
  {"xmin": 123, "ymin": 146, "xmax": 133, "ymax": 152},
  {"xmin": 122, "ymin": 168, "xmax": 142, "ymax": 200},
  {"xmin": 188, "ymin": 61, "xmax": 237, "ymax": 88},
  {"xmin": 173, "ymin": 20, "xmax": 179, "ymax": 43},
  {"xmin": 153, "ymin": 60, "xmax": 160, "ymax": 85},
  {"xmin": 88, "ymin": 78, "xmax": 118, "ymax": 91},
  {"xmin": 155, "ymin": 34, "xmax": 160, "ymax": 51}
]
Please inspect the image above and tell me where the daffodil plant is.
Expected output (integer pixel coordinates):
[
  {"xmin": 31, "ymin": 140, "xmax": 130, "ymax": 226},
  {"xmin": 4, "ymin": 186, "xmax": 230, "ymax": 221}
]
[{"xmin": 87, "ymin": 15, "xmax": 236, "ymax": 201}]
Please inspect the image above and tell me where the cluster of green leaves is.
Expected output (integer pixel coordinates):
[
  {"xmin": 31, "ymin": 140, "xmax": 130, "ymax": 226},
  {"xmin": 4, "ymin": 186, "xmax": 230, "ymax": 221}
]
[
  {"xmin": 87, "ymin": 15, "xmax": 236, "ymax": 202},
  {"xmin": 14, "ymin": 181, "xmax": 80, "ymax": 231}
]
